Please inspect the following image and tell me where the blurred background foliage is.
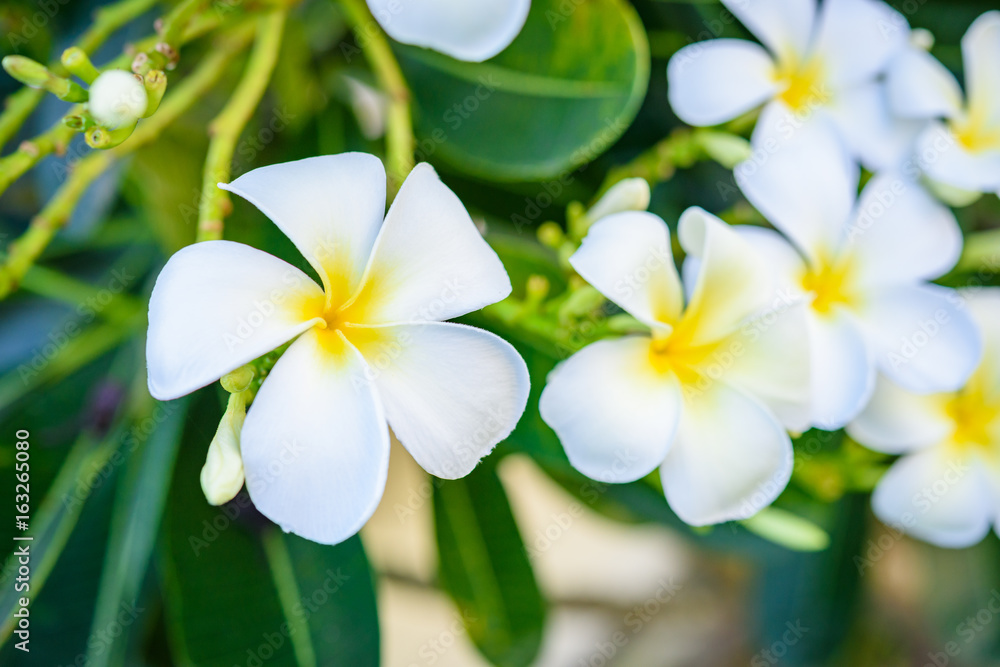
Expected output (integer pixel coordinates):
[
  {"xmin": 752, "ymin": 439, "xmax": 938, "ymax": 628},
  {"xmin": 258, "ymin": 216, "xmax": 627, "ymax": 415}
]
[{"xmin": 2, "ymin": 0, "xmax": 1000, "ymax": 665}]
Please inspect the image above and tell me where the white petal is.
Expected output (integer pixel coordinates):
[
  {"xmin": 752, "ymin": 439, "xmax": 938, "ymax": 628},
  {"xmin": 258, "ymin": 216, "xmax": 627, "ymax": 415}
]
[
  {"xmin": 540, "ymin": 337, "xmax": 683, "ymax": 484},
  {"xmin": 661, "ymin": 382, "xmax": 793, "ymax": 525},
  {"xmin": 961, "ymin": 288, "xmax": 1000, "ymax": 397},
  {"xmin": 366, "ymin": 0, "xmax": 530, "ymax": 62},
  {"xmin": 676, "ymin": 207, "xmax": 773, "ymax": 346},
  {"xmin": 146, "ymin": 241, "xmax": 325, "ymax": 401},
  {"xmin": 241, "ymin": 329, "xmax": 390, "ymax": 545},
  {"xmin": 721, "ymin": 0, "xmax": 815, "ymax": 63},
  {"xmin": 349, "ymin": 163, "xmax": 511, "ymax": 324},
  {"xmin": 735, "ymin": 225, "xmax": 809, "ymax": 301},
  {"xmin": 916, "ymin": 121, "xmax": 1000, "ymax": 192},
  {"xmin": 667, "ymin": 39, "xmax": 778, "ymax": 127},
  {"xmin": 962, "ymin": 11, "xmax": 1000, "ymax": 127},
  {"xmin": 847, "ymin": 172, "xmax": 962, "ymax": 286},
  {"xmin": 723, "ymin": 301, "xmax": 812, "ymax": 432},
  {"xmin": 886, "ymin": 46, "xmax": 963, "ymax": 119},
  {"xmin": 738, "ymin": 107, "xmax": 858, "ymax": 262},
  {"xmin": 569, "ymin": 211, "xmax": 683, "ymax": 331},
  {"xmin": 872, "ymin": 446, "xmax": 993, "ymax": 548},
  {"xmin": 811, "ymin": 0, "xmax": 908, "ymax": 90},
  {"xmin": 847, "ymin": 375, "xmax": 952, "ymax": 454},
  {"xmin": 349, "ymin": 321, "xmax": 528, "ymax": 479},
  {"xmin": 824, "ymin": 82, "xmax": 922, "ymax": 171},
  {"xmin": 807, "ymin": 309, "xmax": 876, "ymax": 430},
  {"xmin": 857, "ymin": 284, "xmax": 982, "ymax": 393},
  {"xmin": 219, "ymin": 153, "xmax": 387, "ymax": 302}
]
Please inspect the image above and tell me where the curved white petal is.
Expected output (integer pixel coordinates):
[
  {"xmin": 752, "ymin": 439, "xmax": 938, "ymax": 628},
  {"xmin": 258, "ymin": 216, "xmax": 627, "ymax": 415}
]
[
  {"xmin": 857, "ymin": 284, "xmax": 982, "ymax": 393},
  {"xmin": 735, "ymin": 225, "xmax": 809, "ymax": 300},
  {"xmin": 886, "ymin": 47, "xmax": 963, "ymax": 119},
  {"xmin": 667, "ymin": 39, "xmax": 778, "ymax": 127},
  {"xmin": 540, "ymin": 337, "xmax": 683, "ymax": 484},
  {"xmin": 348, "ymin": 321, "xmax": 528, "ymax": 479},
  {"xmin": 146, "ymin": 241, "xmax": 325, "ymax": 401},
  {"xmin": 807, "ymin": 309, "xmax": 876, "ymax": 430},
  {"xmin": 738, "ymin": 108, "xmax": 858, "ymax": 262},
  {"xmin": 962, "ymin": 11, "xmax": 1000, "ymax": 127},
  {"xmin": 367, "ymin": 0, "xmax": 530, "ymax": 62},
  {"xmin": 847, "ymin": 172, "xmax": 962, "ymax": 287},
  {"xmin": 661, "ymin": 382, "xmax": 793, "ymax": 525},
  {"xmin": 219, "ymin": 153, "xmax": 387, "ymax": 303},
  {"xmin": 241, "ymin": 329, "xmax": 390, "ymax": 545},
  {"xmin": 677, "ymin": 207, "xmax": 773, "ymax": 346},
  {"xmin": 723, "ymin": 301, "xmax": 812, "ymax": 432},
  {"xmin": 350, "ymin": 163, "xmax": 511, "ymax": 324},
  {"xmin": 872, "ymin": 446, "xmax": 993, "ymax": 548},
  {"xmin": 811, "ymin": 0, "xmax": 908, "ymax": 90},
  {"xmin": 824, "ymin": 82, "xmax": 922, "ymax": 171},
  {"xmin": 961, "ymin": 288, "xmax": 1000, "ymax": 398},
  {"xmin": 847, "ymin": 375, "xmax": 953, "ymax": 454},
  {"xmin": 569, "ymin": 211, "xmax": 683, "ymax": 331},
  {"xmin": 721, "ymin": 0, "xmax": 815, "ymax": 63},
  {"xmin": 916, "ymin": 121, "xmax": 1000, "ymax": 192}
]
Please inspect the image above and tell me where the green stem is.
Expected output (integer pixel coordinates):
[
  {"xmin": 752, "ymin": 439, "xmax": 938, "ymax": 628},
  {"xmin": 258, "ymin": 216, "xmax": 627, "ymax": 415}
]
[
  {"xmin": 339, "ymin": 0, "xmax": 414, "ymax": 196},
  {"xmin": 0, "ymin": 27, "xmax": 254, "ymax": 301},
  {"xmin": 197, "ymin": 10, "xmax": 287, "ymax": 242},
  {"xmin": 0, "ymin": 0, "xmax": 159, "ymax": 148},
  {"xmin": 261, "ymin": 529, "xmax": 318, "ymax": 667}
]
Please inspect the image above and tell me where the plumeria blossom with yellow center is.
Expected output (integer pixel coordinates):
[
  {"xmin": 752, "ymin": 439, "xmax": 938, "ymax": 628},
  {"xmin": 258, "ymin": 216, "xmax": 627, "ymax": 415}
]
[
  {"xmin": 539, "ymin": 207, "xmax": 812, "ymax": 526},
  {"xmin": 885, "ymin": 11, "xmax": 1000, "ymax": 193},
  {"xmin": 666, "ymin": 0, "xmax": 908, "ymax": 170},
  {"xmin": 735, "ymin": 120, "xmax": 981, "ymax": 430},
  {"xmin": 366, "ymin": 0, "xmax": 531, "ymax": 62},
  {"xmin": 146, "ymin": 153, "xmax": 530, "ymax": 545},
  {"xmin": 848, "ymin": 290, "xmax": 1000, "ymax": 548}
]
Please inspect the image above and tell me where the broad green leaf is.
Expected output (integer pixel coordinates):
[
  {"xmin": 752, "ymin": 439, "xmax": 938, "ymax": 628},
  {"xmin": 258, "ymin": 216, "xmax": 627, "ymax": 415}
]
[
  {"xmin": 396, "ymin": 0, "xmax": 649, "ymax": 181},
  {"xmin": 160, "ymin": 392, "xmax": 379, "ymax": 666},
  {"xmin": 434, "ymin": 462, "xmax": 546, "ymax": 667}
]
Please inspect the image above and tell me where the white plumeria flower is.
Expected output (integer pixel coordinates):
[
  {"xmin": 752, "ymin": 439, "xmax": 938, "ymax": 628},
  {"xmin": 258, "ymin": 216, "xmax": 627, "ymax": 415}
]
[
  {"xmin": 539, "ymin": 207, "xmax": 812, "ymax": 526},
  {"xmin": 88, "ymin": 69, "xmax": 147, "ymax": 129},
  {"xmin": 849, "ymin": 289, "xmax": 1000, "ymax": 548},
  {"xmin": 146, "ymin": 153, "xmax": 530, "ymax": 545},
  {"xmin": 885, "ymin": 11, "xmax": 1000, "ymax": 192},
  {"xmin": 735, "ymin": 120, "xmax": 981, "ymax": 430},
  {"xmin": 667, "ymin": 0, "xmax": 908, "ymax": 169},
  {"xmin": 366, "ymin": 0, "xmax": 531, "ymax": 62}
]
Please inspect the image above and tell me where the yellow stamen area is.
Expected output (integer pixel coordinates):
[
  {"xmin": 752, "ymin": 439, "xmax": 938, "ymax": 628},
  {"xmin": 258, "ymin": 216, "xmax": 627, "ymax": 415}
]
[
  {"xmin": 800, "ymin": 254, "xmax": 856, "ymax": 314},
  {"xmin": 646, "ymin": 324, "xmax": 724, "ymax": 387},
  {"xmin": 951, "ymin": 110, "xmax": 1000, "ymax": 153},
  {"xmin": 773, "ymin": 58, "xmax": 829, "ymax": 112},
  {"xmin": 945, "ymin": 381, "xmax": 1000, "ymax": 453}
]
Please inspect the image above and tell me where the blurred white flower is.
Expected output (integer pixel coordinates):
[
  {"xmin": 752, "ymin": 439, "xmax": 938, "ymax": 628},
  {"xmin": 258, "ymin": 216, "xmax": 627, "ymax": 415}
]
[
  {"xmin": 667, "ymin": 0, "xmax": 908, "ymax": 169},
  {"xmin": 585, "ymin": 178, "xmax": 651, "ymax": 225},
  {"xmin": 147, "ymin": 153, "xmax": 529, "ymax": 545},
  {"xmin": 886, "ymin": 11, "xmax": 1000, "ymax": 192},
  {"xmin": 736, "ymin": 121, "xmax": 981, "ymax": 429},
  {"xmin": 367, "ymin": 0, "xmax": 531, "ymax": 62},
  {"xmin": 540, "ymin": 207, "xmax": 811, "ymax": 526},
  {"xmin": 849, "ymin": 289, "xmax": 1000, "ymax": 548},
  {"xmin": 88, "ymin": 69, "xmax": 147, "ymax": 129}
]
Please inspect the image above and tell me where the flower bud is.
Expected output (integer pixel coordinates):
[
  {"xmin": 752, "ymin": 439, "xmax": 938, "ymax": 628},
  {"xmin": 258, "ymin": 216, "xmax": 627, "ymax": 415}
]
[
  {"xmin": 61, "ymin": 47, "xmax": 99, "ymax": 84},
  {"xmin": 585, "ymin": 178, "xmax": 651, "ymax": 224},
  {"xmin": 221, "ymin": 365, "xmax": 255, "ymax": 393},
  {"xmin": 696, "ymin": 130, "xmax": 753, "ymax": 169},
  {"xmin": 88, "ymin": 70, "xmax": 148, "ymax": 129},
  {"xmin": 909, "ymin": 28, "xmax": 935, "ymax": 51},
  {"xmin": 201, "ymin": 392, "xmax": 247, "ymax": 506}
]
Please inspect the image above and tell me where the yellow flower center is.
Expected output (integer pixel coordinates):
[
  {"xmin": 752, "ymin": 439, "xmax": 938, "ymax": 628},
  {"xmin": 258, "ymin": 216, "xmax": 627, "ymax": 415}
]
[
  {"xmin": 951, "ymin": 111, "xmax": 1000, "ymax": 153},
  {"xmin": 295, "ymin": 260, "xmax": 387, "ymax": 359},
  {"xmin": 646, "ymin": 324, "xmax": 725, "ymax": 387},
  {"xmin": 800, "ymin": 254, "xmax": 856, "ymax": 314},
  {"xmin": 946, "ymin": 384, "xmax": 1000, "ymax": 452},
  {"xmin": 774, "ymin": 58, "xmax": 830, "ymax": 112}
]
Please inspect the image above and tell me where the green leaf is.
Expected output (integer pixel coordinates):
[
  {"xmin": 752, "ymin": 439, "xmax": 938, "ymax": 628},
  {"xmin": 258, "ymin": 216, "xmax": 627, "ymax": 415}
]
[
  {"xmin": 434, "ymin": 462, "xmax": 546, "ymax": 667},
  {"xmin": 85, "ymin": 397, "xmax": 189, "ymax": 667},
  {"xmin": 397, "ymin": 0, "xmax": 649, "ymax": 181},
  {"xmin": 159, "ymin": 392, "xmax": 379, "ymax": 666}
]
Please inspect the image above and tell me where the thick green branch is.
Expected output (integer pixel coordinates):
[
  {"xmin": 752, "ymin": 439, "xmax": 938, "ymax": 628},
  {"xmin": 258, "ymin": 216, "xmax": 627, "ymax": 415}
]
[
  {"xmin": 197, "ymin": 10, "xmax": 286, "ymax": 242},
  {"xmin": 0, "ymin": 28, "xmax": 254, "ymax": 301},
  {"xmin": 339, "ymin": 0, "xmax": 414, "ymax": 195}
]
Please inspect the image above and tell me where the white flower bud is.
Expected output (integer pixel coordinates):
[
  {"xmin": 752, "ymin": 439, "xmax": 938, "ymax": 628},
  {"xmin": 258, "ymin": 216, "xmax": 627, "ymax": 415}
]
[
  {"xmin": 88, "ymin": 70, "xmax": 147, "ymax": 129},
  {"xmin": 586, "ymin": 178, "xmax": 651, "ymax": 224},
  {"xmin": 909, "ymin": 28, "xmax": 935, "ymax": 51},
  {"xmin": 201, "ymin": 392, "xmax": 247, "ymax": 506}
]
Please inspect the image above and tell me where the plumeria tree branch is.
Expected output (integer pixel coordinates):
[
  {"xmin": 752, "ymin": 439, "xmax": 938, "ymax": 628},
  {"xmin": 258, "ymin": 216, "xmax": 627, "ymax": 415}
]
[
  {"xmin": 339, "ymin": 0, "xmax": 415, "ymax": 196},
  {"xmin": 0, "ymin": 26, "xmax": 255, "ymax": 301},
  {"xmin": 197, "ymin": 10, "xmax": 287, "ymax": 242}
]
